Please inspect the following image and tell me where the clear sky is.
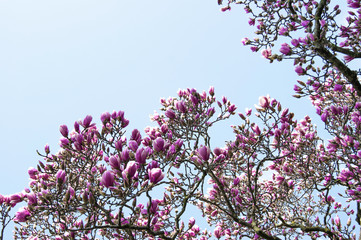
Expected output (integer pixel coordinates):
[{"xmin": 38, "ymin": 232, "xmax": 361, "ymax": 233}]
[{"xmin": 0, "ymin": 0, "xmax": 319, "ymax": 238}]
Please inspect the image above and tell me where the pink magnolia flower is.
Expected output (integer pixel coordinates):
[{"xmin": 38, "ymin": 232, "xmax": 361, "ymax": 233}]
[
  {"xmin": 334, "ymin": 215, "xmax": 341, "ymax": 227},
  {"xmin": 198, "ymin": 146, "xmax": 211, "ymax": 161},
  {"xmin": 278, "ymin": 27, "xmax": 288, "ymax": 35},
  {"xmin": 258, "ymin": 96, "xmax": 270, "ymax": 108},
  {"xmin": 56, "ymin": 170, "xmax": 66, "ymax": 184},
  {"xmin": 28, "ymin": 167, "xmax": 38, "ymax": 180},
  {"xmin": 241, "ymin": 37, "xmax": 250, "ymax": 45},
  {"xmin": 59, "ymin": 125, "xmax": 69, "ymax": 138},
  {"xmin": 109, "ymin": 155, "xmax": 121, "ymax": 170},
  {"xmin": 250, "ymin": 46, "xmax": 258, "ymax": 52},
  {"xmin": 344, "ymin": 55, "xmax": 354, "ymax": 63},
  {"xmin": 123, "ymin": 161, "xmax": 138, "ymax": 179},
  {"xmin": 295, "ymin": 65, "xmax": 305, "ymax": 75},
  {"xmin": 228, "ymin": 104, "xmax": 237, "ymax": 113},
  {"xmin": 261, "ymin": 48, "xmax": 272, "ymax": 59},
  {"xmin": 135, "ymin": 147, "xmax": 149, "ymax": 164},
  {"xmin": 148, "ymin": 168, "xmax": 164, "ymax": 184},
  {"xmin": 26, "ymin": 192, "xmax": 37, "ymax": 206},
  {"xmin": 44, "ymin": 144, "xmax": 50, "ymax": 154},
  {"xmin": 128, "ymin": 140, "xmax": 139, "ymax": 152},
  {"xmin": 301, "ymin": 20, "xmax": 309, "ymax": 28},
  {"xmin": 83, "ymin": 115, "xmax": 93, "ymax": 128},
  {"xmin": 220, "ymin": 6, "xmax": 231, "ymax": 12},
  {"xmin": 101, "ymin": 171, "xmax": 114, "ymax": 188},
  {"xmin": 189, "ymin": 217, "xmax": 196, "ymax": 227},
  {"xmin": 165, "ymin": 109, "xmax": 176, "ymax": 119},
  {"xmin": 214, "ymin": 226, "xmax": 222, "ymax": 239},
  {"xmin": 14, "ymin": 207, "xmax": 31, "ymax": 222},
  {"xmin": 279, "ymin": 43, "xmax": 291, "ymax": 55},
  {"xmin": 149, "ymin": 199, "xmax": 159, "ymax": 214},
  {"xmin": 100, "ymin": 112, "xmax": 111, "ymax": 123},
  {"xmin": 208, "ymin": 87, "xmax": 214, "ymax": 97},
  {"xmin": 248, "ymin": 18, "xmax": 255, "ymax": 26},
  {"xmin": 176, "ymin": 100, "xmax": 187, "ymax": 113},
  {"xmin": 10, "ymin": 194, "xmax": 23, "ymax": 207},
  {"xmin": 291, "ymin": 38, "xmax": 299, "ymax": 47},
  {"xmin": 153, "ymin": 137, "xmax": 165, "ymax": 152},
  {"xmin": 348, "ymin": 0, "xmax": 361, "ymax": 8},
  {"xmin": 334, "ymin": 84, "xmax": 343, "ymax": 92}
]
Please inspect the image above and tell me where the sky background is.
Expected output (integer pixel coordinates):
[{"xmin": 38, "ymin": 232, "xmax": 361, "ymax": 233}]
[{"xmin": 0, "ymin": 0, "xmax": 321, "ymax": 238}]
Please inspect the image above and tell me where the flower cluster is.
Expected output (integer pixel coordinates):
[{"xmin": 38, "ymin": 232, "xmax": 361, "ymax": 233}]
[{"xmin": 222, "ymin": 0, "xmax": 361, "ymax": 95}]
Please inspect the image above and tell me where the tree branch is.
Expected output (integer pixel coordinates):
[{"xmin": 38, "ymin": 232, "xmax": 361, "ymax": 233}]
[{"xmin": 314, "ymin": 44, "xmax": 361, "ymax": 96}]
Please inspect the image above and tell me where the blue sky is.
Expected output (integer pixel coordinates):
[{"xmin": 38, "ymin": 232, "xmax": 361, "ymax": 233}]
[{"xmin": 0, "ymin": 0, "xmax": 318, "ymax": 237}]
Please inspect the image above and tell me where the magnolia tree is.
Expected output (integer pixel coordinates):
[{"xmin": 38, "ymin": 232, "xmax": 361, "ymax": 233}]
[{"xmin": 1, "ymin": 0, "xmax": 361, "ymax": 239}]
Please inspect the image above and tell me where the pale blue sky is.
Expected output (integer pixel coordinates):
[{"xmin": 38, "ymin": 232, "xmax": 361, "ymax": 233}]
[{"xmin": 0, "ymin": 0, "xmax": 317, "ymax": 238}]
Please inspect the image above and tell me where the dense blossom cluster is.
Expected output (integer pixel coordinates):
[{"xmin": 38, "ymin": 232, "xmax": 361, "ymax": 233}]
[
  {"xmin": 0, "ymin": 81, "xmax": 359, "ymax": 239},
  {"xmin": 223, "ymin": 0, "xmax": 361, "ymax": 95}
]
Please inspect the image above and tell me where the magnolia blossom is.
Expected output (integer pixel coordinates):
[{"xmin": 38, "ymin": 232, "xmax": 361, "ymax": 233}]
[
  {"xmin": 198, "ymin": 146, "xmax": 211, "ymax": 161},
  {"xmin": 279, "ymin": 43, "xmax": 291, "ymax": 55},
  {"xmin": 176, "ymin": 100, "xmax": 187, "ymax": 113},
  {"xmin": 295, "ymin": 65, "xmax": 305, "ymax": 75},
  {"xmin": 135, "ymin": 147, "xmax": 148, "ymax": 164},
  {"xmin": 261, "ymin": 48, "xmax": 272, "ymax": 59},
  {"xmin": 14, "ymin": 207, "xmax": 31, "ymax": 222},
  {"xmin": 101, "ymin": 171, "xmax": 114, "ymax": 188},
  {"xmin": 59, "ymin": 125, "xmax": 69, "ymax": 137},
  {"xmin": 56, "ymin": 170, "xmax": 66, "ymax": 184},
  {"xmin": 148, "ymin": 168, "xmax": 164, "ymax": 184},
  {"xmin": 165, "ymin": 109, "xmax": 176, "ymax": 119},
  {"xmin": 123, "ymin": 161, "xmax": 137, "ymax": 180},
  {"xmin": 153, "ymin": 137, "xmax": 165, "ymax": 152}
]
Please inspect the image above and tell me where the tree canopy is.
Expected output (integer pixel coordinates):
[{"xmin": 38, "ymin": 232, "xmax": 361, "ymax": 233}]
[{"xmin": 1, "ymin": 0, "xmax": 361, "ymax": 239}]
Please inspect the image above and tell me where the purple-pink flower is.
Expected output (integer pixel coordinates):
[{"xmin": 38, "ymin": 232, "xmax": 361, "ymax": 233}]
[
  {"xmin": 26, "ymin": 193, "xmax": 37, "ymax": 206},
  {"xmin": 59, "ymin": 125, "xmax": 69, "ymax": 138},
  {"xmin": 136, "ymin": 147, "xmax": 148, "ymax": 164},
  {"xmin": 209, "ymin": 86, "xmax": 215, "ymax": 96},
  {"xmin": 301, "ymin": 20, "xmax": 309, "ymax": 28},
  {"xmin": 278, "ymin": 27, "xmax": 288, "ymax": 35},
  {"xmin": 198, "ymin": 146, "xmax": 211, "ymax": 161},
  {"xmin": 279, "ymin": 43, "xmax": 291, "ymax": 55},
  {"xmin": 128, "ymin": 140, "xmax": 139, "ymax": 152},
  {"xmin": 176, "ymin": 100, "xmax": 187, "ymax": 113},
  {"xmin": 109, "ymin": 155, "xmax": 121, "ymax": 169},
  {"xmin": 148, "ymin": 168, "xmax": 164, "ymax": 184},
  {"xmin": 28, "ymin": 167, "xmax": 38, "ymax": 180},
  {"xmin": 14, "ymin": 207, "xmax": 31, "ymax": 222},
  {"xmin": 100, "ymin": 112, "xmax": 111, "ymax": 123},
  {"xmin": 101, "ymin": 171, "xmax": 114, "ymax": 188},
  {"xmin": 165, "ymin": 109, "xmax": 176, "ymax": 119},
  {"xmin": 10, "ymin": 194, "xmax": 23, "ymax": 207},
  {"xmin": 214, "ymin": 226, "xmax": 222, "ymax": 239},
  {"xmin": 295, "ymin": 65, "xmax": 305, "ymax": 75},
  {"xmin": 228, "ymin": 104, "xmax": 237, "ymax": 113},
  {"xmin": 123, "ymin": 161, "xmax": 138, "ymax": 179},
  {"xmin": 83, "ymin": 115, "xmax": 93, "ymax": 128},
  {"xmin": 291, "ymin": 39, "xmax": 299, "ymax": 47},
  {"xmin": 56, "ymin": 169, "xmax": 66, "ymax": 184},
  {"xmin": 334, "ymin": 215, "xmax": 341, "ymax": 227},
  {"xmin": 261, "ymin": 48, "xmax": 272, "ymax": 59},
  {"xmin": 153, "ymin": 137, "xmax": 165, "ymax": 152},
  {"xmin": 334, "ymin": 84, "xmax": 343, "ymax": 92},
  {"xmin": 248, "ymin": 18, "xmax": 255, "ymax": 26}
]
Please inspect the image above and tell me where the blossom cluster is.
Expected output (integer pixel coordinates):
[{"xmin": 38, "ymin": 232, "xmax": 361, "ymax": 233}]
[{"xmin": 0, "ymin": 84, "xmax": 357, "ymax": 239}]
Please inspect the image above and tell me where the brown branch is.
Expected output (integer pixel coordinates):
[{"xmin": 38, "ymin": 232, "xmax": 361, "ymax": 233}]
[
  {"xmin": 314, "ymin": 44, "xmax": 361, "ymax": 96},
  {"xmin": 314, "ymin": 0, "xmax": 327, "ymax": 40},
  {"xmin": 72, "ymin": 224, "xmax": 172, "ymax": 240},
  {"xmin": 326, "ymin": 42, "xmax": 361, "ymax": 58}
]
